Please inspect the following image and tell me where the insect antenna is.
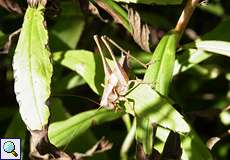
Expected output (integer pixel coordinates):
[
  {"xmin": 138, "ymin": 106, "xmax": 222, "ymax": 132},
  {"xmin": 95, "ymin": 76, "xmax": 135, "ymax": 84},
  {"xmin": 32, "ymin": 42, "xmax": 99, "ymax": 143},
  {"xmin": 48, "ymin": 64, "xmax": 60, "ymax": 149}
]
[
  {"xmin": 52, "ymin": 93, "xmax": 100, "ymax": 106},
  {"xmin": 103, "ymin": 36, "xmax": 148, "ymax": 68}
]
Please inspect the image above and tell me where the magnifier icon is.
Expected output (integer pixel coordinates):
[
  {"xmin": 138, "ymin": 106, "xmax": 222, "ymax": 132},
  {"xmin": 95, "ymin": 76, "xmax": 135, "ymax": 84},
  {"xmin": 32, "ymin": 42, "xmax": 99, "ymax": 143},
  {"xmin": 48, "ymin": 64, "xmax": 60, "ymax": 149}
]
[{"xmin": 3, "ymin": 141, "xmax": 18, "ymax": 157}]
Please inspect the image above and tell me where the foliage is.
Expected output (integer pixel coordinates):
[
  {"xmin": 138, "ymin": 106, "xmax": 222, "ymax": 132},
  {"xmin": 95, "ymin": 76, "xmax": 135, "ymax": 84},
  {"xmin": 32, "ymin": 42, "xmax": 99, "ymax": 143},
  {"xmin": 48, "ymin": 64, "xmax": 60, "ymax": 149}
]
[{"xmin": 0, "ymin": 0, "xmax": 229, "ymax": 159}]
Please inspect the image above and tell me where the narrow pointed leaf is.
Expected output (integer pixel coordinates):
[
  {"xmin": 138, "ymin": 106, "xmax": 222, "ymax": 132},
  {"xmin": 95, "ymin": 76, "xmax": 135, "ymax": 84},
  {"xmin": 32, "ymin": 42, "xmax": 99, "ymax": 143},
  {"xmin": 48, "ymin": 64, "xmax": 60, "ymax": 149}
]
[
  {"xmin": 195, "ymin": 40, "xmax": 230, "ymax": 57},
  {"xmin": 136, "ymin": 117, "xmax": 153, "ymax": 155},
  {"xmin": 174, "ymin": 18, "xmax": 230, "ymax": 75},
  {"xmin": 49, "ymin": 109, "xmax": 122, "ymax": 147},
  {"xmin": 144, "ymin": 31, "xmax": 178, "ymax": 95},
  {"xmin": 13, "ymin": 5, "xmax": 53, "ymax": 130}
]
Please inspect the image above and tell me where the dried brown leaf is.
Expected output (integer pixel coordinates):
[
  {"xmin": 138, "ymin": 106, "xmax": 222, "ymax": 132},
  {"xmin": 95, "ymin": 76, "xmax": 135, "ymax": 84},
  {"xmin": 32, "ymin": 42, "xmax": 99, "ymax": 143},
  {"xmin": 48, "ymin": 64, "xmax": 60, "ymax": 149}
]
[
  {"xmin": 27, "ymin": 0, "xmax": 47, "ymax": 6},
  {"xmin": 74, "ymin": 137, "xmax": 113, "ymax": 159},
  {"xmin": 128, "ymin": 8, "xmax": 150, "ymax": 52},
  {"xmin": 207, "ymin": 129, "xmax": 230, "ymax": 150},
  {"xmin": 0, "ymin": 0, "xmax": 22, "ymax": 14}
]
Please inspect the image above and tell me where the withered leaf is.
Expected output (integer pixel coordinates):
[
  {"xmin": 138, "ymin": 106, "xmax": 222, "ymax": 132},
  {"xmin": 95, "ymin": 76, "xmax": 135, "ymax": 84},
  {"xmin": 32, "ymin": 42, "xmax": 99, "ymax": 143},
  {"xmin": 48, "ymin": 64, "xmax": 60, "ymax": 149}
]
[
  {"xmin": 0, "ymin": 0, "xmax": 22, "ymax": 14},
  {"xmin": 27, "ymin": 0, "xmax": 47, "ymax": 6},
  {"xmin": 128, "ymin": 7, "xmax": 151, "ymax": 52},
  {"xmin": 74, "ymin": 137, "xmax": 113, "ymax": 159}
]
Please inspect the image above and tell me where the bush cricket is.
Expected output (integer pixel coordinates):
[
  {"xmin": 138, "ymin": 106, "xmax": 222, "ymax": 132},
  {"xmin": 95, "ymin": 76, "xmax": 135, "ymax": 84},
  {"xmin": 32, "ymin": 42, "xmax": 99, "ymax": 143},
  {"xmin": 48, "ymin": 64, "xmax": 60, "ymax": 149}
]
[{"xmin": 94, "ymin": 35, "xmax": 133, "ymax": 110}]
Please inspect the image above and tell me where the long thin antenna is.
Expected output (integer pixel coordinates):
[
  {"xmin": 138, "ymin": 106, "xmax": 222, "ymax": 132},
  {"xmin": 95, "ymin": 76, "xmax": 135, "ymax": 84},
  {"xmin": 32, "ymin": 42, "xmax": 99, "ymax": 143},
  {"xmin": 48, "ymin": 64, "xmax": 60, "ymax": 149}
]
[
  {"xmin": 53, "ymin": 94, "xmax": 100, "ymax": 106},
  {"xmin": 103, "ymin": 36, "xmax": 148, "ymax": 68}
]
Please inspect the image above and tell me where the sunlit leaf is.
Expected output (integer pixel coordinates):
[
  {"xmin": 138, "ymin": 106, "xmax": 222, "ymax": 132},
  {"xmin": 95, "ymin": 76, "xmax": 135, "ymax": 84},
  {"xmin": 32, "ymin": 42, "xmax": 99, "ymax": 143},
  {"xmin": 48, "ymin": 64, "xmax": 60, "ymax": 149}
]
[
  {"xmin": 173, "ymin": 49, "xmax": 212, "ymax": 76},
  {"xmin": 220, "ymin": 110, "xmax": 230, "ymax": 125},
  {"xmin": 52, "ymin": 50, "xmax": 104, "ymax": 94},
  {"xmin": 144, "ymin": 31, "xmax": 178, "ymax": 95},
  {"xmin": 194, "ymin": 40, "xmax": 230, "ymax": 57},
  {"xmin": 126, "ymin": 83, "xmax": 190, "ymax": 133},
  {"xmin": 49, "ymin": 109, "xmax": 122, "ymax": 147},
  {"xmin": 13, "ymin": 5, "xmax": 53, "ymax": 130},
  {"xmin": 125, "ymin": 83, "xmax": 190, "ymax": 155},
  {"xmin": 175, "ymin": 18, "xmax": 230, "ymax": 75}
]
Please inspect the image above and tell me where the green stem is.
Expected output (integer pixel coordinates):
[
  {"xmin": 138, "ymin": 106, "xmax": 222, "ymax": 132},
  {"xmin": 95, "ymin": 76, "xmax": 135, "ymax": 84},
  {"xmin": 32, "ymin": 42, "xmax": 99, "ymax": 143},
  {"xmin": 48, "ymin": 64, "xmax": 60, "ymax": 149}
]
[
  {"xmin": 120, "ymin": 119, "xmax": 136, "ymax": 160},
  {"xmin": 122, "ymin": 114, "xmax": 132, "ymax": 132}
]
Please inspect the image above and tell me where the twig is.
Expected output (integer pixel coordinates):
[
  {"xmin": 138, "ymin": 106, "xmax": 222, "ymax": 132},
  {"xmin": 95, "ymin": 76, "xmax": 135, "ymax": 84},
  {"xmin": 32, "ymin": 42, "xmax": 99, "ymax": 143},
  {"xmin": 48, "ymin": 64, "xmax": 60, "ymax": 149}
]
[{"xmin": 174, "ymin": 0, "xmax": 202, "ymax": 41}]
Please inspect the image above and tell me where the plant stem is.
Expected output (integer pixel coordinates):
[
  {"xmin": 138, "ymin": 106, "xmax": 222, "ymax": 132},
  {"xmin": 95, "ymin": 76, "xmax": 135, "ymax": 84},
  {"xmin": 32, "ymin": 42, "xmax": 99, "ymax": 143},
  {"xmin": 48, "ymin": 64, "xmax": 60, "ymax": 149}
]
[
  {"xmin": 120, "ymin": 119, "xmax": 136, "ymax": 160},
  {"xmin": 175, "ymin": 0, "xmax": 202, "ymax": 41},
  {"xmin": 122, "ymin": 114, "xmax": 132, "ymax": 132}
]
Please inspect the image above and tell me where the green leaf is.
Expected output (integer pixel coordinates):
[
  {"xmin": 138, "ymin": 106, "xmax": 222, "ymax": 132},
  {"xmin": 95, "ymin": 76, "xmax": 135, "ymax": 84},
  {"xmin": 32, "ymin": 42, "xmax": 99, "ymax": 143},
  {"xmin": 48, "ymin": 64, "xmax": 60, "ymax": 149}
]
[
  {"xmin": 198, "ymin": 3, "xmax": 224, "ymax": 16},
  {"xmin": 173, "ymin": 49, "xmax": 212, "ymax": 76},
  {"xmin": 126, "ymin": 83, "xmax": 190, "ymax": 133},
  {"xmin": 50, "ymin": 2, "xmax": 85, "ymax": 49},
  {"xmin": 156, "ymin": 126, "xmax": 212, "ymax": 160},
  {"xmin": 144, "ymin": 31, "xmax": 178, "ymax": 95},
  {"xmin": 136, "ymin": 117, "xmax": 153, "ymax": 155},
  {"xmin": 53, "ymin": 72, "xmax": 85, "ymax": 92},
  {"xmin": 90, "ymin": 0, "xmax": 132, "ymax": 32},
  {"xmin": 4, "ymin": 113, "xmax": 26, "ymax": 139},
  {"xmin": 0, "ymin": 30, "xmax": 7, "ymax": 48},
  {"xmin": 49, "ymin": 98, "xmax": 69, "ymax": 123},
  {"xmin": 202, "ymin": 18, "xmax": 230, "ymax": 42},
  {"xmin": 48, "ymin": 109, "xmax": 122, "ymax": 147},
  {"xmin": 125, "ymin": 84, "xmax": 190, "ymax": 155},
  {"xmin": 52, "ymin": 50, "xmax": 104, "ymax": 94},
  {"xmin": 114, "ymin": 0, "xmax": 183, "ymax": 5},
  {"xmin": 12, "ymin": 5, "xmax": 53, "ymax": 130},
  {"xmin": 174, "ymin": 18, "xmax": 230, "ymax": 76},
  {"xmin": 220, "ymin": 110, "xmax": 230, "ymax": 126},
  {"xmin": 194, "ymin": 40, "xmax": 230, "ymax": 57},
  {"xmin": 181, "ymin": 130, "xmax": 213, "ymax": 160}
]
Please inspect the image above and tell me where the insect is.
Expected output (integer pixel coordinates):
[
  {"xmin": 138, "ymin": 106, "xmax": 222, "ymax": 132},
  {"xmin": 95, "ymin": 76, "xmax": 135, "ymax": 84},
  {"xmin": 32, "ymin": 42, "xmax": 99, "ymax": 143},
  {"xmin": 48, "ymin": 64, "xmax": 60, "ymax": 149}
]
[{"xmin": 94, "ymin": 35, "xmax": 131, "ymax": 110}]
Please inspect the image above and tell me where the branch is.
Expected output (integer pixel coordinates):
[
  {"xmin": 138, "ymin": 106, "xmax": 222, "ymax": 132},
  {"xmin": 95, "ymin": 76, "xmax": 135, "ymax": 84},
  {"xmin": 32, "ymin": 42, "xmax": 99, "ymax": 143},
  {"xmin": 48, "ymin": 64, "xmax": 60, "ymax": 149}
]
[{"xmin": 175, "ymin": 0, "xmax": 202, "ymax": 41}]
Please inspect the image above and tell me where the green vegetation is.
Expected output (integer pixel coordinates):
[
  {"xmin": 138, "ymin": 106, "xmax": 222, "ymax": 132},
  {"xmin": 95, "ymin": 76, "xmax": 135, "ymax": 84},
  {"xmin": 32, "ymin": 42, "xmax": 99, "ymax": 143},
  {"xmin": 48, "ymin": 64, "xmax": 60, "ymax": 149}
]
[{"xmin": 0, "ymin": 0, "xmax": 229, "ymax": 159}]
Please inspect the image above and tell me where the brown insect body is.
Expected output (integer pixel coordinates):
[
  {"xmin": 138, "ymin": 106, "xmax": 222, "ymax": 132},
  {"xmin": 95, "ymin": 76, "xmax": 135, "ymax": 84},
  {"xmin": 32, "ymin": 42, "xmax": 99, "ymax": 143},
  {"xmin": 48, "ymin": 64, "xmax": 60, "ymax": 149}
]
[{"xmin": 94, "ymin": 35, "xmax": 129, "ymax": 110}]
